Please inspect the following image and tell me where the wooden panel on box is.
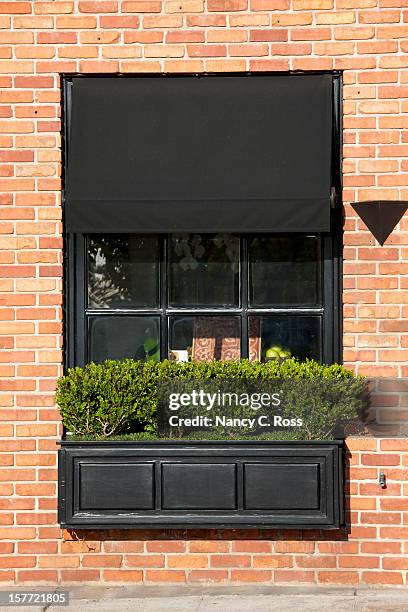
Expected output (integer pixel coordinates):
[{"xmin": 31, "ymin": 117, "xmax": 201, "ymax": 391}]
[
  {"xmin": 78, "ymin": 462, "xmax": 154, "ymax": 510},
  {"xmin": 243, "ymin": 463, "xmax": 320, "ymax": 510},
  {"xmin": 161, "ymin": 463, "xmax": 237, "ymax": 510}
]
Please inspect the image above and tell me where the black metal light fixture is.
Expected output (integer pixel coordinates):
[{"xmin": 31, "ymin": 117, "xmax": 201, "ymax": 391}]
[{"xmin": 351, "ymin": 200, "xmax": 408, "ymax": 246}]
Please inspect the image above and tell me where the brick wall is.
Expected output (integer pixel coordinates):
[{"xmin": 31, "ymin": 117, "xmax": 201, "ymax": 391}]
[
  {"xmin": 2, "ymin": 438, "xmax": 408, "ymax": 585},
  {"xmin": 1, "ymin": 0, "xmax": 408, "ymax": 587}
]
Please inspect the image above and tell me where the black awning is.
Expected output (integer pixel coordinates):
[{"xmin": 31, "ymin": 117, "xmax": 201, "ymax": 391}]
[{"xmin": 65, "ymin": 75, "xmax": 333, "ymax": 233}]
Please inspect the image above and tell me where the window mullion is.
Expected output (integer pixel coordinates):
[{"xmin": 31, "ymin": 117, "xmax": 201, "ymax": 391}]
[
  {"xmin": 322, "ymin": 234, "xmax": 334, "ymax": 364},
  {"xmin": 241, "ymin": 235, "xmax": 249, "ymax": 359},
  {"xmin": 76, "ymin": 234, "xmax": 86, "ymax": 368},
  {"xmin": 161, "ymin": 234, "xmax": 168, "ymax": 360}
]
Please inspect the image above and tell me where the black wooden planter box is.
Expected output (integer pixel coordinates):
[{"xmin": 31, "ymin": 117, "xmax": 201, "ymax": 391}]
[{"xmin": 58, "ymin": 440, "xmax": 344, "ymax": 530}]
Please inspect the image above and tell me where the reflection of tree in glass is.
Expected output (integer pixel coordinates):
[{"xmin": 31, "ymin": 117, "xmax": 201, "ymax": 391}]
[
  {"xmin": 88, "ymin": 235, "xmax": 159, "ymax": 310},
  {"xmin": 88, "ymin": 236, "xmax": 133, "ymax": 308},
  {"xmin": 170, "ymin": 234, "xmax": 239, "ymax": 307},
  {"xmin": 173, "ymin": 234, "xmax": 239, "ymax": 272},
  {"xmin": 249, "ymin": 236, "xmax": 319, "ymax": 306},
  {"xmin": 173, "ymin": 234, "xmax": 204, "ymax": 270}
]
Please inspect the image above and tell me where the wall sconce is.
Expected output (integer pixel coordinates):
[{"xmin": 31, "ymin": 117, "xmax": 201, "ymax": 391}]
[{"xmin": 351, "ymin": 201, "xmax": 408, "ymax": 246}]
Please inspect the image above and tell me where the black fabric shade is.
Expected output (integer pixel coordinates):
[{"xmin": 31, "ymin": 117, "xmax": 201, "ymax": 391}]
[{"xmin": 65, "ymin": 75, "xmax": 333, "ymax": 233}]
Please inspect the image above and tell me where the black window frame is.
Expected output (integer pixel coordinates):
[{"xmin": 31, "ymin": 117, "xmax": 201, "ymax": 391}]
[{"xmin": 62, "ymin": 72, "xmax": 343, "ymax": 370}]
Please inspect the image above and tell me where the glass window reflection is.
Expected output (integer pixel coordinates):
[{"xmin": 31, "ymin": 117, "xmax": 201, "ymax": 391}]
[
  {"xmin": 87, "ymin": 235, "xmax": 159, "ymax": 309},
  {"xmin": 168, "ymin": 234, "xmax": 239, "ymax": 308}
]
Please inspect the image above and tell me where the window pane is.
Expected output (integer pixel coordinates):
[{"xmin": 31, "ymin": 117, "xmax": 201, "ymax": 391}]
[
  {"xmin": 249, "ymin": 315, "xmax": 321, "ymax": 362},
  {"xmin": 249, "ymin": 235, "xmax": 321, "ymax": 307},
  {"xmin": 168, "ymin": 234, "xmax": 239, "ymax": 308},
  {"xmin": 88, "ymin": 316, "xmax": 160, "ymax": 362},
  {"xmin": 87, "ymin": 235, "xmax": 159, "ymax": 309},
  {"xmin": 169, "ymin": 316, "xmax": 241, "ymax": 361}
]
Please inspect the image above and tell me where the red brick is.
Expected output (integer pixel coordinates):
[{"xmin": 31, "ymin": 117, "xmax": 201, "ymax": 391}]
[
  {"xmin": 362, "ymin": 571, "xmax": 403, "ymax": 585},
  {"xmin": 340, "ymin": 556, "xmax": 379, "ymax": 569},
  {"xmin": 254, "ymin": 555, "xmax": 294, "ymax": 568},
  {"xmin": 231, "ymin": 570, "xmax": 272, "ymax": 582},
  {"xmin": 60, "ymin": 570, "xmax": 100, "ymax": 581},
  {"xmin": 190, "ymin": 541, "xmax": 230, "ymax": 552},
  {"xmin": 381, "ymin": 498, "xmax": 408, "ymax": 511},
  {"xmin": 0, "ymin": 2, "xmax": 31, "ymax": 13},
  {"xmin": 229, "ymin": 43, "xmax": 268, "ymax": 55},
  {"xmin": 17, "ymin": 570, "xmax": 58, "ymax": 582},
  {"xmin": 232, "ymin": 541, "xmax": 271, "ymax": 553},
  {"xmin": 103, "ymin": 570, "xmax": 143, "ymax": 581},
  {"xmin": 0, "ymin": 527, "xmax": 36, "ymax": 540},
  {"xmin": 274, "ymin": 570, "xmax": 315, "ymax": 583},
  {"xmin": 38, "ymin": 32, "xmax": 77, "ymax": 43},
  {"xmin": 0, "ymin": 543, "xmax": 14, "ymax": 554},
  {"xmin": 381, "ymin": 439, "xmax": 408, "ymax": 451},
  {"xmin": 318, "ymin": 542, "xmax": 358, "ymax": 554},
  {"xmin": 361, "ymin": 454, "xmax": 400, "ymax": 466},
  {"xmin": 123, "ymin": 1, "xmax": 162, "ymax": 10},
  {"xmin": 82, "ymin": 555, "xmax": 122, "ymax": 568},
  {"xmin": 187, "ymin": 15, "xmax": 225, "ymax": 25},
  {"xmin": 250, "ymin": 59, "xmax": 289, "ymax": 70},
  {"xmin": 145, "ymin": 570, "xmax": 186, "ymax": 582},
  {"xmin": 103, "ymin": 541, "xmax": 142, "ymax": 553},
  {"xmin": 251, "ymin": 0, "xmax": 289, "ymax": 6},
  {"xmin": 188, "ymin": 570, "xmax": 228, "ymax": 582},
  {"xmin": 167, "ymin": 30, "xmax": 205, "ymax": 42},
  {"xmin": 59, "ymin": 541, "xmax": 99, "ymax": 555},
  {"xmin": 79, "ymin": 1, "xmax": 118, "ymax": 11},
  {"xmin": 146, "ymin": 541, "xmax": 186, "ymax": 553},
  {"xmin": 362, "ymin": 542, "xmax": 401, "ymax": 554},
  {"xmin": 208, "ymin": 0, "xmax": 247, "ymax": 8},
  {"xmin": 56, "ymin": 15, "xmax": 96, "ymax": 27},
  {"xmin": 187, "ymin": 44, "xmax": 226, "ymax": 56},
  {"xmin": 250, "ymin": 29, "xmax": 287, "ymax": 41},
  {"xmin": 124, "ymin": 554, "xmax": 163, "ymax": 567},
  {"xmin": 34, "ymin": 2, "xmax": 74, "ymax": 13},
  {"xmin": 39, "ymin": 555, "xmax": 79, "ymax": 569},
  {"xmin": 211, "ymin": 555, "xmax": 250, "ymax": 567},
  {"xmin": 318, "ymin": 571, "xmax": 359, "ymax": 584},
  {"xmin": 381, "ymin": 557, "xmax": 408, "ymax": 570},
  {"xmin": 16, "ymin": 513, "xmax": 56, "ymax": 525},
  {"xmin": 19, "ymin": 542, "xmax": 58, "ymax": 554},
  {"xmin": 100, "ymin": 16, "xmax": 139, "ymax": 27}
]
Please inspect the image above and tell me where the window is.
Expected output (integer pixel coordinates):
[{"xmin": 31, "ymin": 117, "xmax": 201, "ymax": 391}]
[
  {"xmin": 67, "ymin": 232, "xmax": 338, "ymax": 366},
  {"xmin": 64, "ymin": 74, "xmax": 341, "ymax": 369}
]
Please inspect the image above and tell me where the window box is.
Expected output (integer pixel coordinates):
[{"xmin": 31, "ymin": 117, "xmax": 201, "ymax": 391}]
[{"xmin": 58, "ymin": 439, "xmax": 343, "ymax": 530}]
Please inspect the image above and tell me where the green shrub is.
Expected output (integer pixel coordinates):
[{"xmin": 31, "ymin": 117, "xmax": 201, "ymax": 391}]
[
  {"xmin": 56, "ymin": 358, "xmax": 366, "ymax": 440},
  {"xmin": 56, "ymin": 360, "xmax": 157, "ymax": 438}
]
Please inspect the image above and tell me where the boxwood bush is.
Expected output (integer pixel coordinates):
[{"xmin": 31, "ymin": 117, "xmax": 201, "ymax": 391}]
[{"xmin": 56, "ymin": 358, "xmax": 367, "ymax": 441}]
